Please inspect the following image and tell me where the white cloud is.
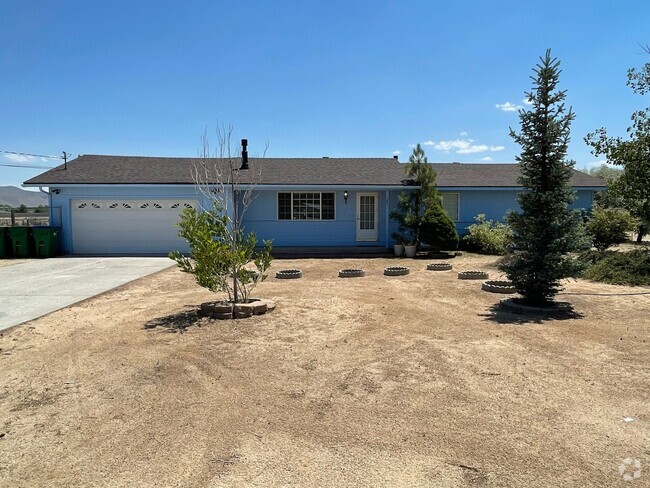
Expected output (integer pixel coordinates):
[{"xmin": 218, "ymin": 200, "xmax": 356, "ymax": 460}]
[
  {"xmin": 523, "ymin": 98, "xmax": 533, "ymax": 105},
  {"xmin": 408, "ymin": 143, "xmax": 416, "ymax": 148},
  {"xmin": 457, "ymin": 144, "xmax": 488, "ymax": 154},
  {"xmin": 431, "ymin": 139, "xmax": 473, "ymax": 152},
  {"xmin": 477, "ymin": 156, "xmax": 493, "ymax": 162},
  {"xmin": 460, "ymin": 131, "xmax": 468, "ymax": 136},
  {"xmin": 424, "ymin": 138, "xmax": 505, "ymax": 155},
  {"xmin": 4, "ymin": 153, "xmax": 37, "ymax": 163},
  {"xmin": 392, "ymin": 150, "xmax": 401, "ymax": 155},
  {"xmin": 584, "ymin": 159, "xmax": 614, "ymax": 169},
  {"xmin": 496, "ymin": 101, "xmax": 523, "ymax": 112}
]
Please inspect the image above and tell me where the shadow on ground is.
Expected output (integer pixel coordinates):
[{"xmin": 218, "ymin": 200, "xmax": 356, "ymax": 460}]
[
  {"xmin": 143, "ymin": 307, "xmax": 203, "ymax": 332},
  {"xmin": 480, "ymin": 301, "xmax": 584, "ymax": 325}
]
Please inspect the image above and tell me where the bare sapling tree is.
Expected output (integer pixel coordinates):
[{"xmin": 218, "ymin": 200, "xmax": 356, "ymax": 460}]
[{"xmin": 169, "ymin": 125, "xmax": 273, "ymax": 312}]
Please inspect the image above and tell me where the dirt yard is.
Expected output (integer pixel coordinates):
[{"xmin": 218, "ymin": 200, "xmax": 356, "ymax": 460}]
[
  {"xmin": 0, "ymin": 255, "xmax": 648, "ymax": 487},
  {"xmin": 0, "ymin": 259, "xmax": 28, "ymax": 268}
]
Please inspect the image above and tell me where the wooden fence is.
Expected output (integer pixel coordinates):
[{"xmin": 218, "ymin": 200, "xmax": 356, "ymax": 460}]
[{"xmin": 0, "ymin": 211, "xmax": 49, "ymax": 227}]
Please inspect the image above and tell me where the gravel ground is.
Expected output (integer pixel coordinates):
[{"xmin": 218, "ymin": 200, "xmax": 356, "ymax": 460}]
[{"xmin": 0, "ymin": 255, "xmax": 648, "ymax": 487}]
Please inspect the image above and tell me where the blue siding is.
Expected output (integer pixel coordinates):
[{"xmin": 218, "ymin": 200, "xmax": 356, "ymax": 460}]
[
  {"xmin": 49, "ymin": 185, "xmax": 598, "ymax": 253},
  {"xmin": 243, "ymin": 190, "xmax": 389, "ymax": 247},
  {"xmin": 444, "ymin": 188, "xmax": 594, "ymax": 236}
]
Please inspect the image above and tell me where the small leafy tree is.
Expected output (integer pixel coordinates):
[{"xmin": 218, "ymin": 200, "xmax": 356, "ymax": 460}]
[
  {"xmin": 499, "ymin": 50, "xmax": 587, "ymax": 305},
  {"xmin": 586, "ymin": 164, "xmax": 624, "ymax": 209},
  {"xmin": 18, "ymin": 204, "xmax": 27, "ymax": 213},
  {"xmin": 585, "ymin": 46, "xmax": 650, "ymax": 242},
  {"xmin": 586, "ymin": 207, "xmax": 636, "ymax": 251},
  {"xmin": 391, "ymin": 144, "xmax": 457, "ymax": 248},
  {"xmin": 170, "ymin": 204, "xmax": 272, "ymax": 304},
  {"xmin": 170, "ymin": 126, "xmax": 273, "ymax": 312}
]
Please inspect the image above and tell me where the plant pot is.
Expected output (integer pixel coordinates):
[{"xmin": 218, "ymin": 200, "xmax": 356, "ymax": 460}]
[
  {"xmin": 393, "ymin": 244, "xmax": 404, "ymax": 257},
  {"xmin": 404, "ymin": 245, "xmax": 417, "ymax": 258}
]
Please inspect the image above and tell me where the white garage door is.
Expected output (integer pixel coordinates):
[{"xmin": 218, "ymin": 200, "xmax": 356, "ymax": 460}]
[{"xmin": 71, "ymin": 199, "xmax": 198, "ymax": 255}]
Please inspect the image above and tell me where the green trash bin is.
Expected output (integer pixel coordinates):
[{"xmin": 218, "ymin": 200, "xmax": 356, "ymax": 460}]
[
  {"xmin": 32, "ymin": 226, "xmax": 60, "ymax": 258},
  {"xmin": 0, "ymin": 227, "xmax": 11, "ymax": 258},
  {"xmin": 8, "ymin": 226, "xmax": 35, "ymax": 258}
]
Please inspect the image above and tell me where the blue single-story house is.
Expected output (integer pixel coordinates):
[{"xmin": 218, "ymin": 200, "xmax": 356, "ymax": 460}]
[{"xmin": 23, "ymin": 153, "xmax": 606, "ymax": 255}]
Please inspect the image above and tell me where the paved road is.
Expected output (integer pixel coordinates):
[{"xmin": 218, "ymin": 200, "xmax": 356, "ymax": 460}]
[{"xmin": 0, "ymin": 257, "xmax": 174, "ymax": 332}]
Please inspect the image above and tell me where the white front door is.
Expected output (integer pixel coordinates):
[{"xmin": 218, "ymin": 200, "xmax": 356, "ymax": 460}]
[{"xmin": 356, "ymin": 192, "xmax": 378, "ymax": 242}]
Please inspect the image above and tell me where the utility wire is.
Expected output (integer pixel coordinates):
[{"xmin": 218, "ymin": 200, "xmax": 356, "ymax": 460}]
[
  {"xmin": 1, "ymin": 150, "xmax": 64, "ymax": 159},
  {"xmin": 0, "ymin": 163, "xmax": 57, "ymax": 169}
]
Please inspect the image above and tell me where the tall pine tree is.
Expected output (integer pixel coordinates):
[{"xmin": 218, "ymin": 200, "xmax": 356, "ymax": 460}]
[
  {"xmin": 391, "ymin": 144, "xmax": 458, "ymax": 250},
  {"xmin": 500, "ymin": 50, "xmax": 585, "ymax": 305}
]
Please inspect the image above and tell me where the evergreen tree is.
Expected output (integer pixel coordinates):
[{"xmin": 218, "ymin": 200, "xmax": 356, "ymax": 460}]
[
  {"xmin": 391, "ymin": 144, "xmax": 458, "ymax": 249},
  {"xmin": 499, "ymin": 50, "xmax": 586, "ymax": 305},
  {"xmin": 419, "ymin": 203, "xmax": 459, "ymax": 251}
]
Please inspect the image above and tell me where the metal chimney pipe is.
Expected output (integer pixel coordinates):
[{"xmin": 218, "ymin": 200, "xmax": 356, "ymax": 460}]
[{"xmin": 240, "ymin": 139, "xmax": 249, "ymax": 170}]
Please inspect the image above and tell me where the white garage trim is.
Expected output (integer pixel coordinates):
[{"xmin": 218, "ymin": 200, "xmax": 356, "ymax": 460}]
[{"xmin": 71, "ymin": 199, "xmax": 197, "ymax": 255}]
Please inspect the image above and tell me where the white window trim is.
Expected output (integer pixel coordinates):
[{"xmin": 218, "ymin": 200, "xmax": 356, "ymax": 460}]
[
  {"xmin": 440, "ymin": 192, "xmax": 460, "ymax": 222},
  {"xmin": 277, "ymin": 191, "xmax": 336, "ymax": 221}
]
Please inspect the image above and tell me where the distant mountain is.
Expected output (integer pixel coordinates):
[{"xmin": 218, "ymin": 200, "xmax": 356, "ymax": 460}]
[{"xmin": 0, "ymin": 186, "xmax": 49, "ymax": 208}]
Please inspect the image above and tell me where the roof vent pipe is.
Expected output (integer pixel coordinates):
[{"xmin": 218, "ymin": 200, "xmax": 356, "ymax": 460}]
[{"xmin": 240, "ymin": 139, "xmax": 249, "ymax": 170}]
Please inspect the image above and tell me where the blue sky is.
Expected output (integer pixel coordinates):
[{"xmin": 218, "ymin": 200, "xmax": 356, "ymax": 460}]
[{"xmin": 1, "ymin": 0, "xmax": 649, "ymax": 188}]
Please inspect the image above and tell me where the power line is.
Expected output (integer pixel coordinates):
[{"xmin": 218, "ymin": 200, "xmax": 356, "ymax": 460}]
[
  {"xmin": 1, "ymin": 150, "xmax": 64, "ymax": 159},
  {"xmin": 0, "ymin": 163, "xmax": 56, "ymax": 169}
]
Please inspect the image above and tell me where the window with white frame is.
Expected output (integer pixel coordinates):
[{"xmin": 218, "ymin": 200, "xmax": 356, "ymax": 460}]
[
  {"xmin": 278, "ymin": 192, "xmax": 335, "ymax": 220},
  {"xmin": 440, "ymin": 193, "xmax": 460, "ymax": 221}
]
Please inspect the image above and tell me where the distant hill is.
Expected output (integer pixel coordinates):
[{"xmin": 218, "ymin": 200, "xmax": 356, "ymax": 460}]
[{"xmin": 0, "ymin": 186, "xmax": 49, "ymax": 208}]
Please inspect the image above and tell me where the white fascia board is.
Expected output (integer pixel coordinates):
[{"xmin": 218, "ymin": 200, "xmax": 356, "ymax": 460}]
[
  {"xmin": 21, "ymin": 183, "xmax": 199, "ymax": 188},
  {"xmin": 24, "ymin": 183, "xmax": 602, "ymax": 191},
  {"xmin": 437, "ymin": 186, "xmax": 606, "ymax": 191},
  {"xmin": 22, "ymin": 183, "xmax": 419, "ymax": 190}
]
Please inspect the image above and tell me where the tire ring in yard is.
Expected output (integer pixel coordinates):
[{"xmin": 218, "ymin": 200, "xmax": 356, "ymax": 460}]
[
  {"xmin": 426, "ymin": 263, "xmax": 453, "ymax": 271},
  {"xmin": 384, "ymin": 266, "xmax": 410, "ymax": 276},
  {"xmin": 275, "ymin": 269, "xmax": 303, "ymax": 279},
  {"xmin": 481, "ymin": 280, "xmax": 516, "ymax": 294},
  {"xmin": 458, "ymin": 270, "xmax": 489, "ymax": 280},
  {"xmin": 338, "ymin": 268, "xmax": 365, "ymax": 278}
]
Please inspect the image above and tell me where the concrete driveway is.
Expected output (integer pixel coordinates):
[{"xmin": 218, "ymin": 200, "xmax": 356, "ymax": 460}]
[{"xmin": 0, "ymin": 257, "xmax": 174, "ymax": 332}]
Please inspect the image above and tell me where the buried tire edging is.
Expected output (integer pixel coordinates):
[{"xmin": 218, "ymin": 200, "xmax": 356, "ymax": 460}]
[
  {"xmin": 338, "ymin": 268, "xmax": 365, "ymax": 278},
  {"xmin": 458, "ymin": 270, "xmax": 489, "ymax": 280},
  {"xmin": 199, "ymin": 298, "xmax": 276, "ymax": 320},
  {"xmin": 481, "ymin": 280, "xmax": 516, "ymax": 294},
  {"xmin": 384, "ymin": 266, "xmax": 410, "ymax": 276},
  {"xmin": 275, "ymin": 269, "xmax": 302, "ymax": 279}
]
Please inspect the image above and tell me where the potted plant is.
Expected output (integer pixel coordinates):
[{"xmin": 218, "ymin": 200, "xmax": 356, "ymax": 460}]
[
  {"xmin": 392, "ymin": 232, "xmax": 405, "ymax": 257},
  {"xmin": 403, "ymin": 236, "xmax": 417, "ymax": 258}
]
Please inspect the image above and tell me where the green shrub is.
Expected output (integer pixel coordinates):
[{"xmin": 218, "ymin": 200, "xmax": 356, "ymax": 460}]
[
  {"xmin": 462, "ymin": 214, "xmax": 513, "ymax": 255},
  {"xmin": 576, "ymin": 249, "xmax": 610, "ymax": 266},
  {"xmin": 580, "ymin": 249, "xmax": 650, "ymax": 286},
  {"xmin": 586, "ymin": 207, "xmax": 636, "ymax": 251},
  {"xmin": 419, "ymin": 203, "xmax": 459, "ymax": 251},
  {"xmin": 169, "ymin": 205, "xmax": 273, "ymax": 304}
]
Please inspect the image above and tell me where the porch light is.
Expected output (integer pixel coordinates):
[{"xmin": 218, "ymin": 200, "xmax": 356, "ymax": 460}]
[{"xmin": 343, "ymin": 191, "xmax": 348, "ymax": 203}]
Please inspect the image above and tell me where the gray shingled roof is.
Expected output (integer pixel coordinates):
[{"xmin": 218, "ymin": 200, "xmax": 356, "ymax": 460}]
[{"xmin": 23, "ymin": 154, "xmax": 606, "ymax": 188}]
